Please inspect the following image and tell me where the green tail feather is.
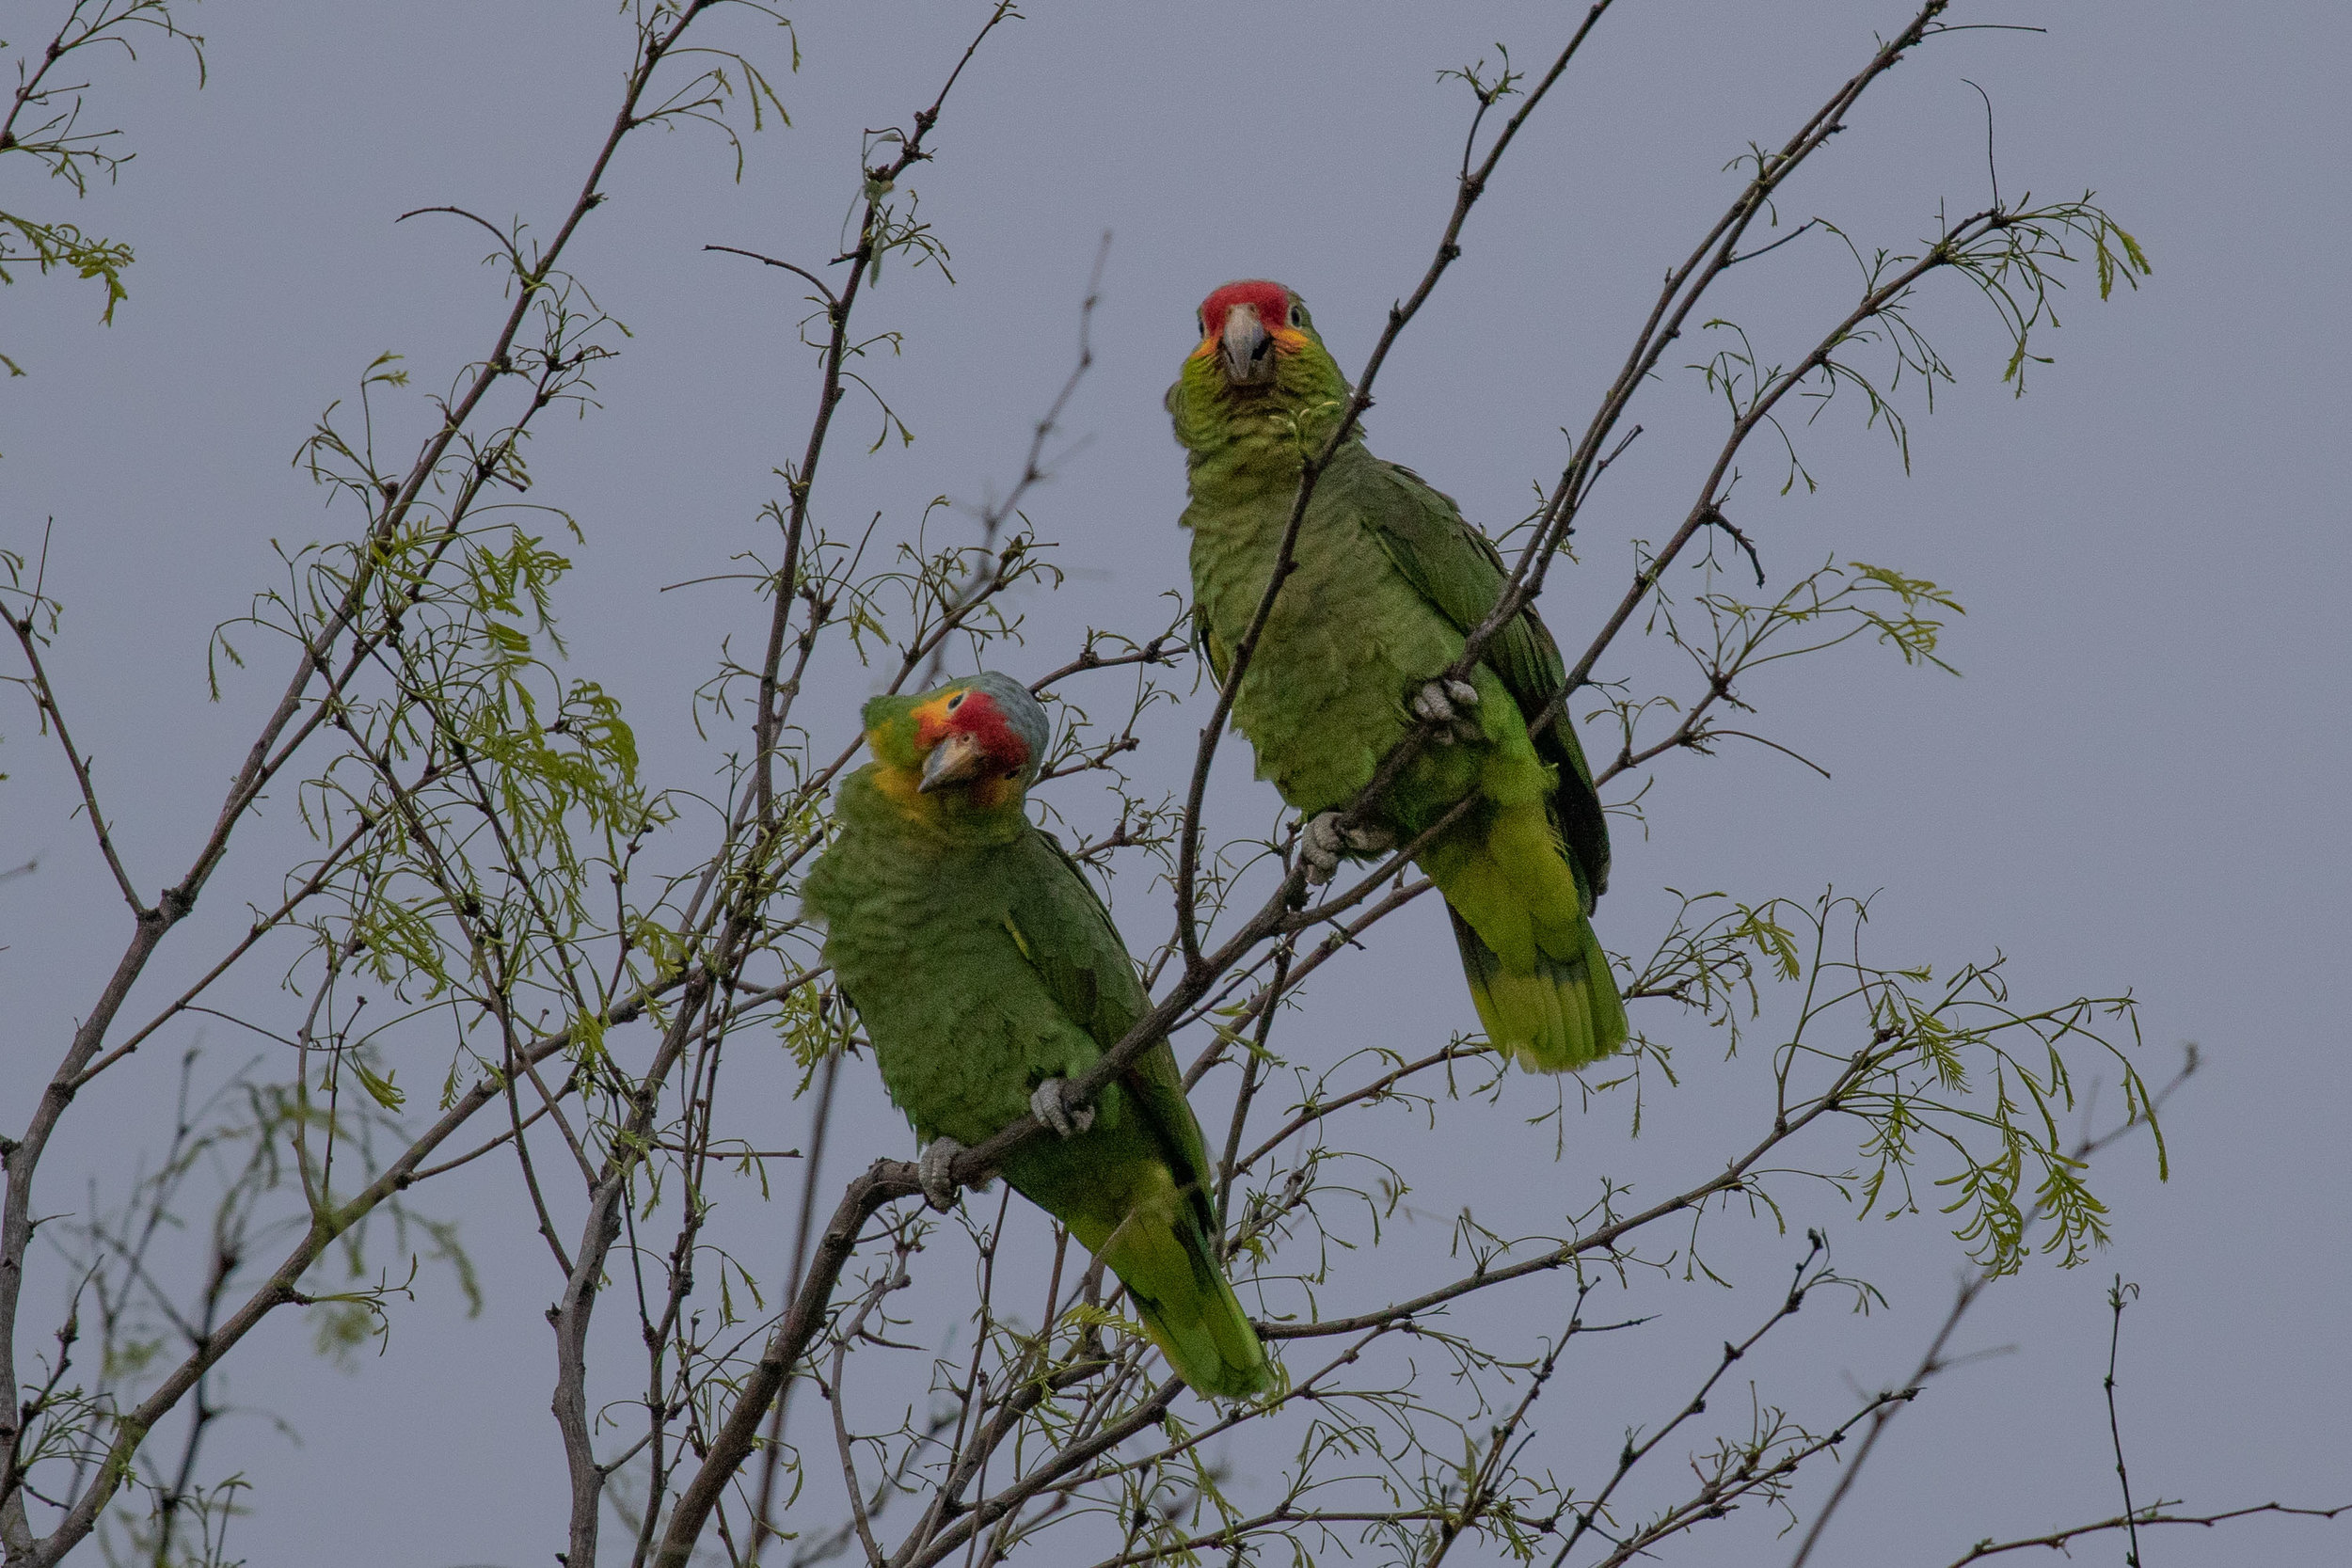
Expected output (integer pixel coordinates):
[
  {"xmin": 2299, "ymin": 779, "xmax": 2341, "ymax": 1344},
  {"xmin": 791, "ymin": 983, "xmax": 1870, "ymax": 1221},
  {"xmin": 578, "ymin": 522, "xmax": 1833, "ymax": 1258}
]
[
  {"xmin": 1448, "ymin": 905, "xmax": 1629, "ymax": 1072},
  {"xmin": 1423, "ymin": 792, "xmax": 1629, "ymax": 1071},
  {"xmin": 1092, "ymin": 1211, "xmax": 1272, "ymax": 1400}
]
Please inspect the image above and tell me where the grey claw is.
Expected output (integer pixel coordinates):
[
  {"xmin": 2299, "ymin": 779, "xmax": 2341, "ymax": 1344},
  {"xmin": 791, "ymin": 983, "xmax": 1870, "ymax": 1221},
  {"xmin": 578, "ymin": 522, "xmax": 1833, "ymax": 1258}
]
[
  {"xmin": 1300, "ymin": 813, "xmax": 1345, "ymax": 884},
  {"xmin": 918, "ymin": 1137, "xmax": 965, "ymax": 1212},
  {"xmin": 1031, "ymin": 1078, "xmax": 1095, "ymax": 1139},
  {"xmin": 1413, "ymin": 679, "xmax": 1481, "ymax": 741},
  {"xmin": 1301, "ymin": 813, "xmax": 1391, "ymax": 883}
]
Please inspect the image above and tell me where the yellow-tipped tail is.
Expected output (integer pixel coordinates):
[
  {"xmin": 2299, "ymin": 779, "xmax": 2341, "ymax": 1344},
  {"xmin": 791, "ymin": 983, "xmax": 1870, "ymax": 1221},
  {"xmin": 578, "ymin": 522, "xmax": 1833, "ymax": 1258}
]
[
  {"xmin": 1422, "ymin": 791, "xmax": 1629, "ymax": 1071},
  {"xmin": 1447, "ymin": 906, "xmax": 1628, "ymax": 1072},
  {"xmin": 1056, "ymin": 1167, "xmax": 1271, "ymax": 1400},
  {"xmin": 1092, "ymin": 1211, "xmax": 1273, "ymax": 1399}
]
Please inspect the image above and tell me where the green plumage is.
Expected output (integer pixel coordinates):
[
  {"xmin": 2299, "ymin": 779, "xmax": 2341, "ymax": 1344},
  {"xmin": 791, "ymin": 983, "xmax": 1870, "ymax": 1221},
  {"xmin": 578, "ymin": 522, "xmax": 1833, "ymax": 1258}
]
[
  {"xmin": 803, "ymin": 673, "xmax": 1272, "ymax": 1399},
  {"xmin": 1168, "ymin": 283, "xmax": 1628, "ymax": 1070}
]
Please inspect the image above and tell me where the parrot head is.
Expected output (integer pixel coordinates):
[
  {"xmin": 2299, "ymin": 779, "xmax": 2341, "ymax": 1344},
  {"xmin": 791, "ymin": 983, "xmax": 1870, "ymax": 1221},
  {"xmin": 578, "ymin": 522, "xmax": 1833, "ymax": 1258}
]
[
  {"xmin": 862, "ymin": 671, "xmax": 1051, "ymax": 816},
  {"xmin": 1194, "ymin": 279, "xmax": 1314, "ymax": 388},
  {"xmin": 1168, "ymin": 279, "xmax": 1351, "ymax": 452}
]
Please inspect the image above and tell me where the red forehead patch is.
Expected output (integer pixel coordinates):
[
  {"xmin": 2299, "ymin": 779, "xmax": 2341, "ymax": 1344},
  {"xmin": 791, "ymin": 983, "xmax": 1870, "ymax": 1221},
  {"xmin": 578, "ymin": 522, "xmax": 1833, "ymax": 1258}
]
[
  {"xmin": 1200, "ymin": 279, "xmax": 1292, "ymax": 332},
  {"xmin": 946, "ymin": 689, "xmax": 1028, "ymax": 768}
]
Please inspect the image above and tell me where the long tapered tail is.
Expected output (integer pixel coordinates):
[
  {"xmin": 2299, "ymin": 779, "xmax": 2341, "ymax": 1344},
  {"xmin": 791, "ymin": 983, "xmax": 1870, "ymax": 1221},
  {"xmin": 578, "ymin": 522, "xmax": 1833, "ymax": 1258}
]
[{"xmin": 1094, "ymin": 1209, "xmax": 1272, "ymax": 1399}]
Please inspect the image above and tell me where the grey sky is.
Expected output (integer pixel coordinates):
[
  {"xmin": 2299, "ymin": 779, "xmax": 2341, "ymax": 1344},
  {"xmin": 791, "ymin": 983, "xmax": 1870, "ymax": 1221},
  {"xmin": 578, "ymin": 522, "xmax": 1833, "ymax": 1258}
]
[{"xmin": 5, "ymin": 2, "xmax": 2346, "ymax": 1564}]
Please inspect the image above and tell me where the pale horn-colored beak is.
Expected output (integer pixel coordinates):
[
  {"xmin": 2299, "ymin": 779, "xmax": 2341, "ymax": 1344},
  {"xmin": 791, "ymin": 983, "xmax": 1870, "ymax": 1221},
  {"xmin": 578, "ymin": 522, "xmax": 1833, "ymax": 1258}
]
[
  {"xmin": 1219, "ymin": 303, "xmax": 1276, "ymax": 387},
  {"xmin": 918, "ymin": 730, "xmax": 988, "ymax": 793}
]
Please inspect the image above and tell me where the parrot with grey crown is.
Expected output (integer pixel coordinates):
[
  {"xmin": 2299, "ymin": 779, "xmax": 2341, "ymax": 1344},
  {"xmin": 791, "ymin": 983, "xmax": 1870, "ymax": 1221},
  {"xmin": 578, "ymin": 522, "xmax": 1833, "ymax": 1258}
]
[{"xmin": 802, "ymin": 672, "xmax": 1273, "ymax": 1398}]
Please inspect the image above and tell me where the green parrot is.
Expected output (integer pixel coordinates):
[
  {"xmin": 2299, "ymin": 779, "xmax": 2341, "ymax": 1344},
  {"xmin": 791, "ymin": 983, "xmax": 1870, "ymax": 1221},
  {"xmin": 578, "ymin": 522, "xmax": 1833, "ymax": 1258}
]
[
  {"xmin": 801, "ymin": 672, "xmax": 1273, "ymax": 1399},
  {"xmin": 1167, "ymin": 279, "xmax": 1628, "ymax": 1071}
]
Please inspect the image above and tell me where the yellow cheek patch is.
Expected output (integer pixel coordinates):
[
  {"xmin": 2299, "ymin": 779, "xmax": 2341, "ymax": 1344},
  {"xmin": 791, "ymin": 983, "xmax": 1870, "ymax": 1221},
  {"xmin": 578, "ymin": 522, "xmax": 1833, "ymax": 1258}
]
[
  {"xmin": 1270, "ymin": 325, "xmax": 1311, "ymax": 354},
  {"xmin": 864, "ymin": 756, "xmax": 1017, "ymax": 817},
  {"xmin": 871, "ymin": 763, "xmax": 926, "ymax": 813},
  {"xmin": 910, "ymin": 693, "xmax": 954, "ymax": 742}
]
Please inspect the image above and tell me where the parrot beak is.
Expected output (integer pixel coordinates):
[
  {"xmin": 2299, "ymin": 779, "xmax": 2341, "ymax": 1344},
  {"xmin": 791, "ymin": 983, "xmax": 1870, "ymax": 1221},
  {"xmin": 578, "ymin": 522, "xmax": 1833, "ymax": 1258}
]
[
  {"xmin": 918, "ymin": 730, "xmax": 989, "ymax": 794},
  {"xmin": 1219, "ymin": 304, "xmax": 1276, "ymax": 387}
]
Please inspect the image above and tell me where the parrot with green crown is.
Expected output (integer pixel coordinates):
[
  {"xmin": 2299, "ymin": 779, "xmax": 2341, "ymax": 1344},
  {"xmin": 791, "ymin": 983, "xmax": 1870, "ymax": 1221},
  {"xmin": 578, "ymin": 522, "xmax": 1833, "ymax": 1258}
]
[
  {"xmin": 1167, "ymin": 279, "xmax": 1627, "ymax": 1070},
  {"xmin": 802, "ymin": 672, "xmax": 1273, "ymax": 1398}
]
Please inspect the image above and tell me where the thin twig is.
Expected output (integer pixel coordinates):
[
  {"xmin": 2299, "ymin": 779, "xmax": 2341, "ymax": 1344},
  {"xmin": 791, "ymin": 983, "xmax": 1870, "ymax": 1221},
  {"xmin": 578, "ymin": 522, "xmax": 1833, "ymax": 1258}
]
[
  {"xmin": 1785, "ymin": 1048, "xmax": 2199, "ymax": 1567},
  {"xmin": 2105, "ymin": 1274, "xmax": 2144, "ymax": 1567}
]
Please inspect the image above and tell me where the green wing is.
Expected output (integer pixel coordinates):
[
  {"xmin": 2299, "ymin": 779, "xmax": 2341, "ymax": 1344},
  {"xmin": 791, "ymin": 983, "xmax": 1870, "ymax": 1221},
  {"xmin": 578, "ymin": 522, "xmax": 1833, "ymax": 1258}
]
[
  {"xmin": 1337, "ymin": 455, "xmax": 1613, "ymax": 900},
  {"xmin": 1000, "ymin": 831, "xmax": 1222, "ymax": 1228}
]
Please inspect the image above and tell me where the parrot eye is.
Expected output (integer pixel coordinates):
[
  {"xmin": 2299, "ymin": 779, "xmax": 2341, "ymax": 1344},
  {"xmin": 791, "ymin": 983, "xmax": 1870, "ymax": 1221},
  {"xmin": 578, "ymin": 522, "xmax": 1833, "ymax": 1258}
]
[
  {"xmin": 1196, "ymin": 309, "xmax": 1205, "ymax": 336},
  {"xmin": 1288, "ymin": 303, "xmax": 1304, "ymax": 326},
  {"xmin": 946, "ymin": 692, "xmax": 965, "ymax": 712}
]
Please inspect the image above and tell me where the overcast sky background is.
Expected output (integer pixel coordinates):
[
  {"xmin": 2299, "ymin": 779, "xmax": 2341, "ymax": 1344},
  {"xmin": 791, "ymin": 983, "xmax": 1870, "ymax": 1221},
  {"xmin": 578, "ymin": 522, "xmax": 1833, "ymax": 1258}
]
[{"xmin": 5, "ymin": 2, "xmax": 2347, "ymax": 1565}]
